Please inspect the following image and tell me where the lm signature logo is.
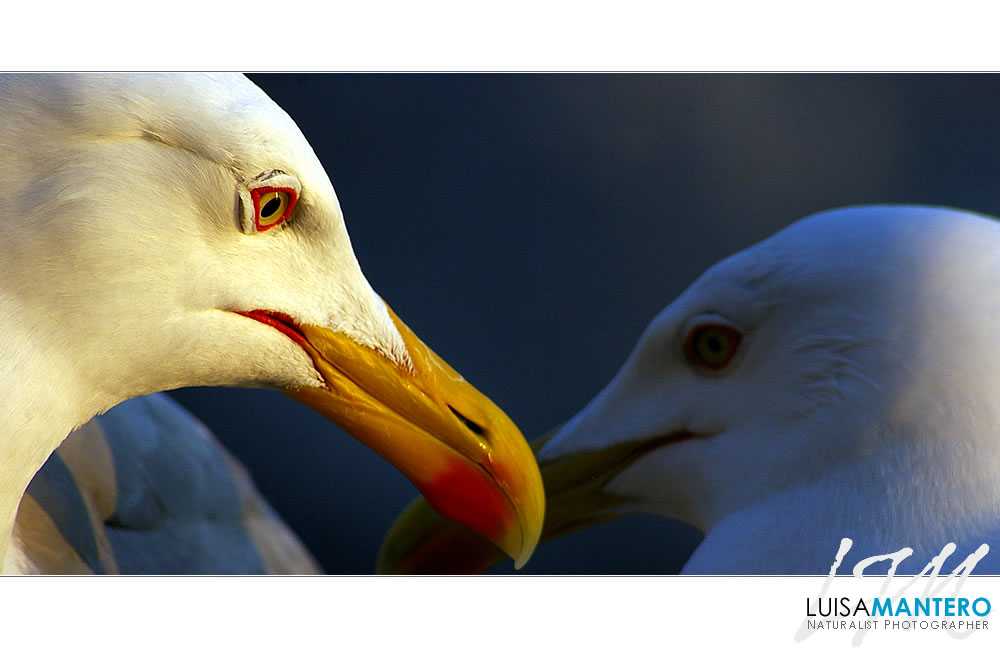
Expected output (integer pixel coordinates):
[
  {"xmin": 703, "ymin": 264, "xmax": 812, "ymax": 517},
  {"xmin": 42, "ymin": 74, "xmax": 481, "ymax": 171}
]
[{"xmin": 795, "ymin": 538, "xmax": 991, "ymax": 645}]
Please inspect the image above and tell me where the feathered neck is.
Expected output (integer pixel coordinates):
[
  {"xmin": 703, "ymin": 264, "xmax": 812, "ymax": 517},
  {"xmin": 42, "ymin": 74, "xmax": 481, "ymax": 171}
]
[
  {"xmin": 0, "ymin": 323, "xmax": 111, "ymax": 571},
  {"xmin": 680, "ymin": 428, "xmax": 1000, "ymax": 574}
]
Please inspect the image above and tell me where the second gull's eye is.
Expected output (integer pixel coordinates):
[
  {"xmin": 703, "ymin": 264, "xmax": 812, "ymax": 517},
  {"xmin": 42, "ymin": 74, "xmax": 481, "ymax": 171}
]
[{"xmin": 684, "ymin": 323, "xmax": 742, "ymax": 371}]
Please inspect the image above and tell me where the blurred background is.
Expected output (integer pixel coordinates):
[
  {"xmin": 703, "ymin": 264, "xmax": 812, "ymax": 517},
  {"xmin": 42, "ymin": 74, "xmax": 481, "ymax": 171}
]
[{"xmin": 168, "ymin": 74, "xmax": 1000, "ymax": 574}]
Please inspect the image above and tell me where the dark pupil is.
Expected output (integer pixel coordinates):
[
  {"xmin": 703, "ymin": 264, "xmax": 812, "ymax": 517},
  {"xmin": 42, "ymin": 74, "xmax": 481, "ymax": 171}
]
[
  {"xmin": 261, "ymin": 196, "xmax": 283, "ymax": 219},
  {"xmin": 705, "ymin": 334, "xmax": 723, "ymax": 354}
]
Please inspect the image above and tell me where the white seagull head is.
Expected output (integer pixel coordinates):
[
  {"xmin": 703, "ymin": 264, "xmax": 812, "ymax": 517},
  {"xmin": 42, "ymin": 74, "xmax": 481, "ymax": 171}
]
[
  {"xmin": 1, "ymin": 73, "xmax": 404, "ymax": 398},
  {"xmin": 0, "ymin": 74, "xmax": 543, "ymax": 570},
  {"xmin": 379, "ymin": 205, "xmax": 1000, "ymax": 574}
]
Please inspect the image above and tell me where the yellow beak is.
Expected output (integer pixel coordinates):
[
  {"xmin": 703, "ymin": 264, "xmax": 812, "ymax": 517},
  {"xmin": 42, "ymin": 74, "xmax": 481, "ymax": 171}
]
[
  {"xmin": 375, "ymin": 429, "xmax": 657, "ymax": 574},
  {"xmin": 284, "ymin": 304, "xmax": 544, "ymax": 569}
]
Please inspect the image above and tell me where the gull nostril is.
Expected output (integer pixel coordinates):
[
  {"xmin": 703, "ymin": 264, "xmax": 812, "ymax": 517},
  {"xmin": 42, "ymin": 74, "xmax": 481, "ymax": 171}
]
[{"xmin": 448, "ymin": 405, "xmax": 486, "ymax": 437}]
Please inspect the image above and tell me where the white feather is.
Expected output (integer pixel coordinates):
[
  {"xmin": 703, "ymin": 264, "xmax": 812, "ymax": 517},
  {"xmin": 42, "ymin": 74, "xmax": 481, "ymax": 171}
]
[
  {"xmin": 541, "ymin": 205, "xmax": 1000, "ymax": 574},
  {"xmin": 0, "ymin": 73, "xmax": 407, "ymax": 570}
]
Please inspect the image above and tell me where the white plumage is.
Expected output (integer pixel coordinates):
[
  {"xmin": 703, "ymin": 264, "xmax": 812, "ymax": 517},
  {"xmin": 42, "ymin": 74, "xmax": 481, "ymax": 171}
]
[
  {"xmin": 13, "ymin": 394, "xmax": 321, "ymax": 574},
  {"xmin": 0, "ymin": 73, "xmax": 543, "ymax": 574},
  {"xmin": 540, "ymin": 205, "xmax": 1000, "ymax": 573},
  {"xmin": 381, "ymin": 205, "xmax": 1000, "ymax": 575}
]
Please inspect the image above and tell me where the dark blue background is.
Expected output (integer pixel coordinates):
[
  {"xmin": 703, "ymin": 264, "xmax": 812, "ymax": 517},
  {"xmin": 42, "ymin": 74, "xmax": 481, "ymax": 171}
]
[{"xmin": 170, "ymin": 74, "xmax": 1000, "ymax": 574}]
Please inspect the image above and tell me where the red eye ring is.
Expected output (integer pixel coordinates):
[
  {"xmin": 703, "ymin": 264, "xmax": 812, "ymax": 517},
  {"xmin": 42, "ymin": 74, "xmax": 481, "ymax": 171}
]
[
  {"xmin": 250, "ymin": 185, "xmax": 298, "ymax": 231},
  {"xmin": 684, "ymin": 323, "xmax": 742, "ymax": 371}
]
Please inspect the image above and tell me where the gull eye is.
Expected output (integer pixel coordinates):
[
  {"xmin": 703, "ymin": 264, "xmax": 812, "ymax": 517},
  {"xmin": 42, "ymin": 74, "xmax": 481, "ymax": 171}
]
[
  {"xmin": 685, "ymin": 323, "xmax": 741, "ymax": 370},
  {"xmin": 250, "ymin": 187, "xmax": 297, "ymax": 231}
]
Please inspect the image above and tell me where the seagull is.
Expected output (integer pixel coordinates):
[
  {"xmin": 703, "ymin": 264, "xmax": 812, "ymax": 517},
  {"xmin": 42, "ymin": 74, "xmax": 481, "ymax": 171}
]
[
  {"xmin": 378, "ymin": 205, "xmax": 1000, "ymax": 575},
  {"xmin": 0, "ymin": 73, "xmax": 543, "ymax": 574},
  {"xmin": 15, "ymin": 393, "xmax": 322, "ymax": 574}
]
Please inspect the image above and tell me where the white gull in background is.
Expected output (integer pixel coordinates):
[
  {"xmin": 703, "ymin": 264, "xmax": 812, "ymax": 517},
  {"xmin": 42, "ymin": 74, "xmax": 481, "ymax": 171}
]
[{"xmin": 379, "ymin": 205, "xmax": 1000, "ymax": 575}]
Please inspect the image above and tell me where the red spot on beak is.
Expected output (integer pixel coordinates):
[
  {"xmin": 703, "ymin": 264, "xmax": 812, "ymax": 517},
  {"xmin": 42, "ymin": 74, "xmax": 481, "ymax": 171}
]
[{"xmin": 421, "ymin": 459, "xmax": 514, "ymax": 546}]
